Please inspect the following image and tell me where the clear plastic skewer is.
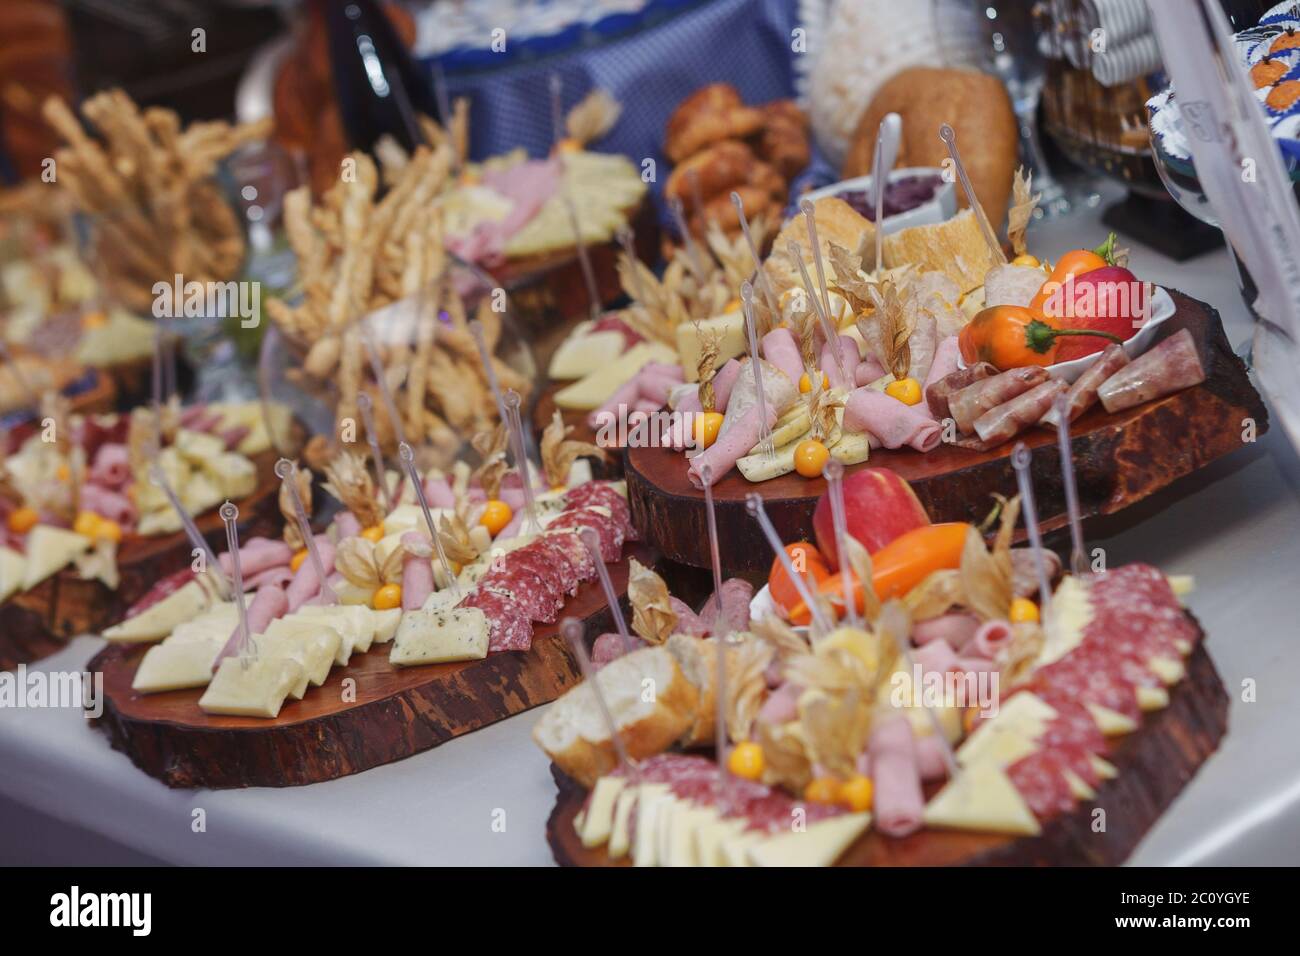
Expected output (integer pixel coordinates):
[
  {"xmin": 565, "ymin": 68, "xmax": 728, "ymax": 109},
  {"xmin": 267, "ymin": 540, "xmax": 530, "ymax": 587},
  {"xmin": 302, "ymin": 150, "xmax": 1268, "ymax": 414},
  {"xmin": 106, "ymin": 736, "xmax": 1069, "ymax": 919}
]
[
  {"xmin": 746, "ymin": 493, "xmax": 833, "ymax": 638},
  {"xmin": 787, "ymin": 240, "xmax": 848, "ymax": 385},
  {"xmin": 1053, "ymin": 394, "xmax": 1088, "ymax": 576},
  {"xmin": 800, "ymin": 198, "xmax": 834, "ymax": 327},
  {"xmin": 356, "ymin": 393, "xmax": 394, "ymax": 513},
  {"xmin": 502, "ymin": 389, "xmax": 540, "ymax": 534},
  {"xmin": 885, "ymin": 619, "xmax": 961, "ymax": 781},
  {"xmin": 361, "ymin": 330, "xmax": 408, "ymax": 448},
  {"xmin": 469, "ymin": 318, "xmax": 506, "ymax": 423},
  {"xmin": 550, "ymin": 74, "xmax": 603, "ymax": 323},
  {"xmin": 730, "ymin": 190, "xmax": 781, "ymax": 317},
  {"xmin": 939, "ymin": 124, "xmax": 1006, "ymax": 264},
  {"xmin": 740, "ymin": 282, "xmax": 774, "ymax": 460},
  {"xmin": 1011, "ymin": 443, "xmax": 1054, "ymax": 626},
  {"xmin": 579, "ymin": 527, "xmax": 635, "ymax": 655},
  {"xmin": 275, "ymin": 458, "xmax": 338, "ymax": 605},
  {"xmin": 219, "ymin": 501, "xmax": 255, "ymax": 669},
  {"xmin": 399, "ymin": 441, "xmax": 461, "ymax": 601},
  {"xmin": 149, "ymin": 465, "xmax": 232, "ymax": 600},
  {"xmin": 699, "ymin": 462, "xmax": 730, "ymax": 788},
  {"xmin": 873, "ymin": 135, "xmax": 887, "ymax": 273},
  {"xmin": 667, "ymin": 196, "xmax": 706, "ymax": 282},
  {"xmin": 822, "ymin": 460, "xmax": 861, "ymax": 629}
]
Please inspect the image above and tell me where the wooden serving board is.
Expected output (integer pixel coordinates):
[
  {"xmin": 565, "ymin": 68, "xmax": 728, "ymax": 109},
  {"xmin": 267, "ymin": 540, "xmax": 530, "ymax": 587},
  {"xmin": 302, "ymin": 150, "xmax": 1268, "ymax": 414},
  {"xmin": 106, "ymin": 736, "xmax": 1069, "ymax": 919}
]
[
  {"xmin": 625, "ymin": 290, "xmax": 1266, "ymax": 573},
  {"xmin": 531, "ymin": 382, "xmax": 623, "ymax": 479},
  {"xmin": 547, "ymin": 628, "xmax": 1228, "ymax": 867},
  {"xmin": 0, "ymin": 450, "xmax": 283, "ymax": 670},
  {"xmin": 88, "ymin": 542, "xmax": 658, "ymax": 789}
]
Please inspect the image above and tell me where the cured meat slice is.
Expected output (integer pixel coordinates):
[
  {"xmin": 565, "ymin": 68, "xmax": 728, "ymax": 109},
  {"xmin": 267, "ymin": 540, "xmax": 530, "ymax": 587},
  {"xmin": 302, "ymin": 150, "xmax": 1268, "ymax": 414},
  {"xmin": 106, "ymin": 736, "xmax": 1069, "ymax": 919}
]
[
  {"xmin": 948, "ymin": 366, "xmax": 1048, "ymax": 434},
  {"xmin": 500, "ymin": 547, "xmax": 569, "ymax": 608},
  {"xmin": 549, "ymin": 506, "xmax": 624, "ymax": 563},
  {"xmin": 476, "ymin": 565, "xmax": 563, "ymax": 623},
  {"xmin": 971, "ymin": 379, "xmax": 1069, "ymax": 445},
  {"xmin": 515, "ymin": 539, "xmax": 580, "ymax": 596},
  {"xmin": 458, "ymin": 587, "xmax": 534, "ymax": 652},
  {"xmin": 1040, "ymin": 343, "xmax": 1129, "ymax": 428},
  {"xmin": 1097, "ymin": 328, "xmax": 1205, "ymax": 413},
  {"xmin": 540, "ymin": 530, "xmax": 597, "ymax": 584},
  {"xmin": 565, "ymin": 482, "xmax": 634, "ymax": 537}
]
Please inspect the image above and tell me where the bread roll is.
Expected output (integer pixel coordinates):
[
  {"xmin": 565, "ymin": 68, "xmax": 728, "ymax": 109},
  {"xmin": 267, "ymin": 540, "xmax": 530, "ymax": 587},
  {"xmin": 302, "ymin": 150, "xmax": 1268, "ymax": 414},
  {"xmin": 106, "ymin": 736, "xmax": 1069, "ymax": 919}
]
[
  {"xmin": 844, "ymin": 67, "xmax": 1018, "ymax": 227},
  {"xmin": 765, "ymin": 196, "xmax": 874, "ymax": 298}
]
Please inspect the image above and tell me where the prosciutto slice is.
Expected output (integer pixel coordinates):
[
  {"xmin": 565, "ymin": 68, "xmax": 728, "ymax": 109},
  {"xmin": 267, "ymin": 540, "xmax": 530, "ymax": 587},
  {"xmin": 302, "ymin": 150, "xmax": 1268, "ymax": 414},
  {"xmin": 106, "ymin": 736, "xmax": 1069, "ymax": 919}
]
[
  {"xmin": 843, "ymin": 387, "xmax": 942, "ymax": 452},
  {"xmin": 926, "ymin": 361, "xmax": 996, "ymax": 421},
  {"xmin": 1097, "ymin": 328, "xmax": 1205, "ymax": 413},
  {"xmin": 1041, "ymin": 343, "xmax": 1130, "ymax": 428},
  {"xmin": 869, "ymin": 715, "xmax": 924, "ymax": 837},
  {"xmin": 949, "ymin": 366, "xmax": 1049, "ymax": 434},
  {"xmin": 922, "ymin": 335, "xmax": 961, "ymax": 408},
  {"xmin": 972, "ymin": 379, "xmax": 1069, "ymax": 445}
]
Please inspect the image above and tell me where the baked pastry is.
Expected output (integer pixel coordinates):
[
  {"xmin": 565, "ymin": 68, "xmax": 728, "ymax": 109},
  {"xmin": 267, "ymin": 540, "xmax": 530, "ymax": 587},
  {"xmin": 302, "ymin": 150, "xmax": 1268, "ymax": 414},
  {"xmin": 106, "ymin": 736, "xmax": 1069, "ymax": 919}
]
[
  {"xmin": 844, "ymin": 67, "xmax": 1018, "ymax": 225},
  {"xmin": 764, "ymin": 196, "xmax": 875, "ymax": 297},
  {"xmin": 665, "ymin": 139, "xmax": 758, "ymax": 210},
  {"xmin": 756, "ymin": 100, "xmax": 811, "ymax": 180},
  {"xmin": 882, "ymin": 208, "xmax": 998, "ymax": 294},
  {"xmin": 664, "ymin": 83, "xmax": 766, "ymax": 163}
]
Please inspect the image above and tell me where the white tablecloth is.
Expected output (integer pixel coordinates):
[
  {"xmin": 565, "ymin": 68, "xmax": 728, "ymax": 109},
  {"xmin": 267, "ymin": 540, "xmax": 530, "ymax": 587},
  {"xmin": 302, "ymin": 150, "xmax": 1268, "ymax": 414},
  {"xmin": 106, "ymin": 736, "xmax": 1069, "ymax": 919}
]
[{"xmin": 2, "ymin": 185, "xmax": 1298, "ymax": 865}]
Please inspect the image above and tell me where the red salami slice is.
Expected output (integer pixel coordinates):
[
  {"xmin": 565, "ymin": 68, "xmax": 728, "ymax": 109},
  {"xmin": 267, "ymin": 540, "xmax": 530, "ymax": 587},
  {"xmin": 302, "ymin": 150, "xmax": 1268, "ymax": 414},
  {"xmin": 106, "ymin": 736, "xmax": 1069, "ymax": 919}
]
[
  {"xmin": 549, "ymin": 507, "xmax": 624, "ymax": 563},
  {"xmin": 1007, "ymin": 750, "xmax": 1078, "ymax": 821},
  {"xmin": 565, "ymin": 483, "xmax": 635, "ymax": 539},
  {"xmin": 500, "ymin": 547, "xmax": 569, "ymax": 605},
  {"xmin": 522, "ymin": 538, "xmax": 582, "ymax": 595},
  {"xmin": 458, "ymin": 587, "xmax": 534, "ymax": 652},
  {"xmin": 540, "ymin": 530, "xmax": 597, "ymax": 584},
  {"xmin": 475, "ymin": 567, "xmax": 562, "ymax": 623}
]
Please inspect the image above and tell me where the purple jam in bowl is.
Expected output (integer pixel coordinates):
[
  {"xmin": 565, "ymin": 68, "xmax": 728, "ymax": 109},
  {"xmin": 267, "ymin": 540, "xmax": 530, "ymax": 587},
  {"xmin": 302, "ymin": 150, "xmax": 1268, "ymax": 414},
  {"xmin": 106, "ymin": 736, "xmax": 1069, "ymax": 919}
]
[{"xmin": 840, "ymin": 174, "xmax": 944, "ymax": 222}]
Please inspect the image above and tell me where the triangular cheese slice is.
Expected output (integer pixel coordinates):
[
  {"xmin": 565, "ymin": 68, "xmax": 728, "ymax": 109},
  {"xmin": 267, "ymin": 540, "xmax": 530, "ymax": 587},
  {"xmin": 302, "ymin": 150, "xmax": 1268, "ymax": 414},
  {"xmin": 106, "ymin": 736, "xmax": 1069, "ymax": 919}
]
[
  {"xmin": 577, "ymin": 776, "xmax": 626, "ymax": 849},
  {"xmin": 21, "ymin": 526, "xmax": 93, "ymax": 591},
  {"xmin": 104, "ymin": 579, "xmax": 214, "ymax": 644},
  {"xmin": 923, "ymin": 762, "xmax": 1041, "ymax": 836},
  {"xmin": 747, "ymin": 813, "xmax": 872, "ymax": 867},
  {"xmin": 0, "ymin": 546, "xmax": 25, "ymax": 603},
  {"xmin": 958, "ymin": 692, "xmax": 1056, "ymax": 767},
  {"xmin": 1086, "ymin": 703, "xmax": 1138, "ymax": 736}
]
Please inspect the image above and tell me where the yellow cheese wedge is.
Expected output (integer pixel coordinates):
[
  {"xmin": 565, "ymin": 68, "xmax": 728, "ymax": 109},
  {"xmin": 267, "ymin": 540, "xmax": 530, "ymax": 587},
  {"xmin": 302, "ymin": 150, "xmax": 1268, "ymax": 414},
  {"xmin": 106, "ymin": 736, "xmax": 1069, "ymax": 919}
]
[
  {"xmin": 21, "ymin": 526, "xmax": 93, "ymax": 591},
  {"xmin": 578, "ymin": 776, "xmax": 626, "ymax": 849},
  {"xmin": 1086, "ymin": 703, "xmax": 1138, "ymax": 736},
  {"xmin": 294, "ymin": 605, "xmax": 376, "ymax": 657},
  {"xmin": 1062, "ymin": 769, "xmax": 1096, "ymax": 800},
  {"xmin": 1167, "ymin": 574, "xmax": 1194, "ymax": 598},
  {"xmin": 1136, "ymin": 686, "xmax": 1169, "ymax": 711},
  {"xmin": 676, "ymin": 310, "xmax": 745, "ymax": 382},
  {"xmin": 168, "ymin": 602, "xmax": 238, "ymax": 643},
  {"xmin": 259, "ymin": 621, "xmax": 343, "ymax": 694},
  {"xmin": 631, "ymin": 785, "xmax": 673, "ymax": 867},
  {"xmin": 553, "ymin": 343, "xmax": 676, "ymax": 411},
  {"xmin": 104, "ymin": 579, "xmax": 214, "ymax": 644},
  {"xmin": 924, "ymin": 761, "xmax": 1041, "ymax": 836},
  {"xmin": 695, "ymin": 818, "xmax": 748, "ymax": 867},
  {"xmin": 199, "ymin": 656, "xmax": 304, "ymax": 718},
  {"xmin": 1, "ymin": 546, "xmax": 27, "ymax": 603},
  {"xmin": 1091, "ymin": 755, "xmax": 1118, "ymax": 779},
  {"xmin": 720, "ymin": 832, "xmax": 765, "ymax": 867},
  {"xmin": 608, "ymin": 785, "xmax": 639, "ymax": 859},
  {"xmin": 549, "ymin": 328, "xmax": 627, "ymax": 380},
  {"xmin": 958, "ymin": 692, "xmax": 1056, "ymax": 768},
  {"xmin": 389, "ymin": 606, "xmax": 489, "ymax": 666},
  {"xmin": 174, "ymin": 428, "xmax": 226, "ymax": 466},
  {"xmin": 665, "ymin": 805, "xmax": 721, "ymax": 867},
  {"xmin": 1037, "ymin": 574, "xmax": 1092, "ymax": 668},
  {"xmin": 371, "ymin": 607, "xmax": 401, "ymax": 644},
  {"xmin": 1148, "ymin": 655, "xmax": 1185, "ymax": 685},
  {"xmin": 209, "ymin": 452, "xmax": 257, "ymax": 500},
  {"xmin": 132, "ymin": 637, "xmax": 222, "ymax": 693},
  {"xmin": 747, "ymin": 812, "xmax": 872, "ymax": 867}
]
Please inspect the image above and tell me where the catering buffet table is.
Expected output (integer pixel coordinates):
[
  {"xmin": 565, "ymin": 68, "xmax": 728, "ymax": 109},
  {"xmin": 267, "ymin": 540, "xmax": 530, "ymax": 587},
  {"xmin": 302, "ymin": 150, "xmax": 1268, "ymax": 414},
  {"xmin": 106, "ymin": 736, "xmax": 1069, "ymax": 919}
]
[{"xmin": 1, "ymin": 186, "xmax": 1297, "ymax": 866}]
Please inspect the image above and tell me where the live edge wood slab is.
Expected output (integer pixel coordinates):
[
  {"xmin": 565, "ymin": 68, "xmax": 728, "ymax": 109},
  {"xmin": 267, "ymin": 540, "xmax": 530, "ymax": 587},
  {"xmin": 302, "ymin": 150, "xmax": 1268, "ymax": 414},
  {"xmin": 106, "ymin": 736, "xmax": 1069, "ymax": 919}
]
[
  {"xmin": 87, "ymin": 542, "xmax": 657, "ymax": 789},
  {"xmin": 0, "ymin": 450, "xmax": 283, "ymax": 672},
  {"xmin": 626, "ymin": 290, "xmax": 1266, "ymax": 574},
  {"xmin": 547, "ymin": 624, "xmax": 1229, "ymax": 867}
]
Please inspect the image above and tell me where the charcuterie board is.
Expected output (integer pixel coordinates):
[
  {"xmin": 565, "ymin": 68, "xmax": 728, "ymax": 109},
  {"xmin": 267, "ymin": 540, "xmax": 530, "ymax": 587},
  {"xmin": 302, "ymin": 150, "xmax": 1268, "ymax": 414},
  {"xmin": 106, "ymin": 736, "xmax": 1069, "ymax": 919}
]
[
  {"xmin": 88, "ymin": 542, "xmax": 657, "ymax": 789},
  {"xmin": 545, "ymin": 631, "xmax": 1227, "ymax": 867},
  {"xmin": 531, "ymin": 383, "xmax": 620, "ymax": 477},
  {"xmin": 626, "ymin": 291, "xmax": 1265, "ymax": 573},
  {"xmin": 0, "ymin": 450, "xmax": 283, "ymax": 671}
]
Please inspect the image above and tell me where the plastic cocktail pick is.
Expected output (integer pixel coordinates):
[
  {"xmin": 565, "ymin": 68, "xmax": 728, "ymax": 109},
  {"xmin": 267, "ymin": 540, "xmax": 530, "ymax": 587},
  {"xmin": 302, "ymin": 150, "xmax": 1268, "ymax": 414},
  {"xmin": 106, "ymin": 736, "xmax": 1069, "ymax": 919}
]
[
  {"xmin": 399, "ymin": 441, "xmax": 461, "ymax": 601},
  {"xmin": 667, "ymin": 196, "xmax": 706, "ymax": 281},
  {"xmin": 361, "ymin": 330, "xmax": 408, "ymax": 448},
  {"xmin": 938, "ymin": 124, "xmax": 1006, "ymax": 264},
  {"xmin": 218, "ymin": 501, "xmax": 255, "ymax": 669},
  {"xmin": 275, "ymin": 458, "xmax": 338, "ymax": 606},
  {"xmin": 730, "ymin": 190, "xmax": 781, "ymax": 317},
  {"xmin": 579, "ymin": 527, "xmax": 635, "ymax": 655},
  {"xmin": 699, "ymin": 461, "xmax": 730, "ymax": 783},
  {"xmin": 822, "ymin": 459, "xmax": 860, "ymax": 628},
  {"xmin": 746, "ymin": 492, "xmax": 833, "ymax": 638},
  {"xmin": 502, "ymin": 389, "xmax": 540, "ymax": 534},
  {"xmin": 550, "ymin": 74, "xmax": 603, "ymax": 323},
  {"xmin": 1052, "ymin": 393, "xmax": 1088, "ymax": 576},
  {"xmin": 561, "ymin": 615, "xmax": 633, "ymax": 773},
  {"xmin": 871, "ymin": 112, "xmax": 902, "ymax": 272},
  {"xmin": 787, "ymin": 239, "xmax": 848, "ymax": 385},
  {"xmin": 148, "ymin": 465, "xmax": 232, "ymax": 600},
  {"xmin": 468, "ymin": 317, "xmax": 507, "ymax": 425},
  {"xmin": 799, "ymin": 198, "xmax": 834, "ymax": 326},
  {"xmin": 740, "ymin": 282, "xmax": 774, "ymax": 460},
  {"xmin": 884, "ymin": 616, "xmax": 961, "ymax": 781},
  {"xmin": 1011, "ymin": 443, "xmax": 1054, "ymax": 625},
  {"xmin": 355, "ymin": 392, "xmax": 394, "ymax": 513}
]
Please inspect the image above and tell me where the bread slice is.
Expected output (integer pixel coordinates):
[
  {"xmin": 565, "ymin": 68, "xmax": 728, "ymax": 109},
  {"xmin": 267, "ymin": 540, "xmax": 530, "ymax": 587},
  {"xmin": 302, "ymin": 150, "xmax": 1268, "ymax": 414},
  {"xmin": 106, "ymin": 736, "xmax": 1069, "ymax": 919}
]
[
  {"xmin": 666, "ymin": 633, "xmax": 718, "ymax": 747},
  {"xmin": 533, "ymin": 645, "xmax": 699, "ymax": 786},
  {"xmin": 882, "ymin": 208, "xmax": 997, "ymax": 294},
  {"xmin": 765, "ymin": 196, "xmax": 874, "ymax": 298}
]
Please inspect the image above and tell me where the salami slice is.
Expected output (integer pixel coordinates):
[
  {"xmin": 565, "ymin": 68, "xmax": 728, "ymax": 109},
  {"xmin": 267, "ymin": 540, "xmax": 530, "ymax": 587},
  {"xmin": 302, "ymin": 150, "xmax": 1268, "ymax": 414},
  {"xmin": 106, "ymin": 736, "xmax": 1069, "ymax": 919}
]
[
  {"xmin": 515, "ymin": 539, "xmax": 581, "ymax": 596},
  {"xmin": 972, "ymin": 379, "xmax": 1068, "ymax": 445},
  {"xmin": 540, "ymin": 530, "xmax": 597, "ymax": 583},
  {"xmin": 565, "ymin": 482, "xmax": 634, "ymax": 539},
  {"xmin": 476, "ymin": 566, "xmax": 563, "ymax": 623},
  {"xmin": 549, "ymin": 506, "xmax": 624, "ymax": 563},
  {"xmin": 458, "ymin": 587, "xmax": 534, "ymax": 652},
  {"xmin": 500, "ymin": 547, "xmax": 569, "ymax": 603}
]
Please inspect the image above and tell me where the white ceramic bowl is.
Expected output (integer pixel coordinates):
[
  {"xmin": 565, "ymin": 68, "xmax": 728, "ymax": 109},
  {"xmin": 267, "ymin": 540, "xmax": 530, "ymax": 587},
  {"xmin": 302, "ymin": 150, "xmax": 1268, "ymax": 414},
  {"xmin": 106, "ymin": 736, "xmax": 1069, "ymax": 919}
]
[
  {"xmin": 799, "ymin": 167, "xmax": 957, "ymax": 235},
  {"xmin": 956, "ymin": 285, "xmax": 1177, "ymax": 384}
]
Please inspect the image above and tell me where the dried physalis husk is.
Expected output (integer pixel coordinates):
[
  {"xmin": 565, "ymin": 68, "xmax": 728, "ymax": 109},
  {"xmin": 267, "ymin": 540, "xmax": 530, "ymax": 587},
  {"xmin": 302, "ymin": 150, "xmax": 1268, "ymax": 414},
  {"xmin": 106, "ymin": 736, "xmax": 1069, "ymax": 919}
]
[
  {"xmin": 378, "ymin": 538, "xmax": 407, "ymax": 585},
  {"xmin": 725, "ymin": 637, "xmax": 775, "ymax": 744},
  {"xmin": 785, "ymin": 643, "xmax": 874, "ymax": 697},
  {"xmin": 540, "ymin": 410, "xmax": 608, "ymax": 489},
  {"xmin": 437, "ymin": 512, "xmax": 479, "ymax": 566},
  {"xmin": 827, "ymin": 241, "xmax": 874, "ymax": 313},
  {"xmin": 748, "ymin": 613, "xmax": 809, "ymax": 661},
  {"xmin": 902, "ymin": 569, "xmax": 964, "ymax": 621},
  {"xmin": 565, "ymin": 89, "xmax": 622, "ymax": 146},
  {"xmin": 843, "ymin": 535, "xmax": 880, "ymax": 624},
  {"xmin": 627, "ymin": 557, "xmax": 677, "ymax": 645},
  {"xmin": 862, "ymin": 278, "xmax": 914, "ymax": 380},
  {"xmin": 1000, "ymin": 620, "xmax": 1045, "ymax": 688},
  {"xmin": 800, "ymin": 686, "xmax": 872, "ymax": 780},
  {"xmin": 1006, "ymin": 166, "xmax": 1040, "ymax": 258},
  {"xmin": 278, "ymin": 462, "xmax": 313, "ymax": 550},
  {"xmin": 795, "ymin": 304, "xmax": 817, "ymax": 369},
  {"xmin": 806, "ymin": 377, "xmax": 843, "ymax": 443},
  {"xmin": 695, "ymin": 324, "xmax": 723, "ymax": 413},
  {"xmin": 871, "ymin": 600, "xmax": 912, "ymax": 695},
  {"xmin": 470, "ymin": 423, "xmax": 509, "ymax": 500},
  {"xmin": 755, "ymin": 717, "xmax": 812, "ymax": 793},
  {"xmin": 960, "ymin": 521, "xmax": 1014, "ymax": 623},
  {"xmin": 335, "ymin": 537, "xmax": 382, "ymax": 590},
  {"xmin": 322, "ymin": 451, "xmax": 384, "ymax": 529}
]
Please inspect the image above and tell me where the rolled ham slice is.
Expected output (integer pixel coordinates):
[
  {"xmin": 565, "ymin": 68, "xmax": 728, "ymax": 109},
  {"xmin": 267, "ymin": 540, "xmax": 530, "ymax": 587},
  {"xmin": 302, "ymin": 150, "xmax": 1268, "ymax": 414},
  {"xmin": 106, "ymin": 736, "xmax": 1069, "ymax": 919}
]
[
  {"xmin": 757, "ymin": 682, "xmax": 801, "ymax": 724},
  {"xmin": 423, "ymin": 477, "xmax": 456, "ymax": 510},
  {"xmin": 591, "ymin": 632, "xmax": 647, "ymax": 668},
  {"xmin": 913, "ymin": 612, "xmax": 979, "ymax": 648},
  {"xmin": 912, "ymin": 638, "xmax": 959, "ymax": 675},
  {"xmin": 969, "ymin": 619, "xmax": 1014, "ymax": 659},
  {"xmin": 334, "ymin": 511, "xmax": 362, "ymax": 539},
  {"xmin": 1098, "ymin": 328, "xmax": 1205, "ymax": 413},
  {"xmin": 854, "ymin": 355, "xmax": 887, "ymax": 386},
  {"xmin": 697, "ymin": 578, "xmax": 754, "ymax": 635},
  {"xmin": 844, "ymin": 387, "xmax": 942, "ymax": 452},
  {"xmin": 949, "ymin": 366, "xmax": 1049, "ymax": 434},
  {"xmin": 219, "ymin": 538, "xmax": 293, "ymax": 579},
  {"xmin": 401, "ymin": 531, "xmax": 435, "ymax": 610},
  {"xmin": 761, "ymin": 327, "xmax": 804, "ymax": 383},
  {"xmin": 914, "ymin": 733, "xmax": 953, "ymax": 783},
  {"xmin": 922, "ymin": 335, "xmax": 961, "ymax": 407},
  {"xmin": 213, "ymin": 584, "xmax": 288, "ymax": 670},
  {"xmin": 821, "ymin": 334, "xmax": 861, "ymax": 391},
  {"xmin": 286, "ymin": 538, "xmax": 336, "ymax": 611},
  {"xmin": 869, "ymin": 715, "xmax": 924, "ymax": 837},
  {"xmin": 1011, "ymin": 548, "xmax": 1062, "ymax": 597},
  {"xmin": 670, "ymin": 358, "xmax": 743, "ymax": 416},
  {"xmin": 972, "ymin": 379, "xmax": 1069, "ymax": 445},
  {"xmin": 81, "ymin": 483, "xmax": 136, "ymax": 527},
  {"xmin": 89, "ymin": 443, "xmax": 131, "ymax": 489},
  {"xmin": 1041, "ymin": 343, "xmax": 1130, "ymax": 428},
  {"xmin": 687, "ymin": 358, "xmax": 794, "ymax": 487},
  {"xmin": 669, "ymin": 596, "xmax": 710, "ymax": 636},
  {"xmin": 244, "ymin": 566, "xmax": 295, "ymax": 591},
  {"xmin": 926, "ymin": 361, "xmax": 996, "ymax": 421}
]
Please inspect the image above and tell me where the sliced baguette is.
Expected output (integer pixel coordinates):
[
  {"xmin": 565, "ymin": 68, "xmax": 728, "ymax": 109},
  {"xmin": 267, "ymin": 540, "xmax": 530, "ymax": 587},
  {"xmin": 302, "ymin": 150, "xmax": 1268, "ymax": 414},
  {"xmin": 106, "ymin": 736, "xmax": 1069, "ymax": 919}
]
[{"xmin": 533, "ymin": 645, "xmax": 699, "ymax": 786}]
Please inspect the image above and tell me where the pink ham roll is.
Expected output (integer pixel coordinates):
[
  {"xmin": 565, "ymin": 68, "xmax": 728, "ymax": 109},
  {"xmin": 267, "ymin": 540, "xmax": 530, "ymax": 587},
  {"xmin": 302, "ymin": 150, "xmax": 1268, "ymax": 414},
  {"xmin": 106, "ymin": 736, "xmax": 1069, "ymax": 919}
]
[
  {"xmin": 219, "ymin": 538, "xmax": 294, "ymax": 579},
  {"xmin": 213, "ymin": 584, "xmax": 288, "ymax": 670},
  {"xmin": 423, "ymin": 477, "xmax": 456, "ymax": 510},
  {"xmin": 912, "ymin": 638, "xmax": 960, "ymax": 675},
  {"xmin": 401, "ymin": 531, "xmax": 435, "ymax": 610},
  {"xmin": 821, "ymin": 334, "xmax": 861, "ymax": 391},
  {"xmin": 844, "ymin": 388, "xmax": 943, "ymax": 452},
  {"xmin": 333, "ymin": 511, "xmax": 362, "ymax": 539},
  {"xmin": 81, "ymin": 483, "xmax": 136, "ymax": 527},
  {"xmin": 587, "ymin": 378, "xmax": 641, "ymax": 430},
  {"xmin": 89, "ymin": 443, "xmax": 131, "ymax": 489},
  {"xmin": 914, "ymin": 733, "xmax": 953, "ymax": 783},
  {"xmin": 913, "ymin": 612, "xmax": 979, "ymax": 648},
  {"xmin": 869, "ymin": 715, "xmax": 925, "ymax": 837},
  {"xmin": 969, "ymin": 619, "xmax": 1014, "ymax": 659},
  {"xmin": 286, "ymin": 538, "xmax": 336, "ymax": 611},
  {"xmin": 757, "ymin": 681, "xmax": 801, "ymax": 724},
  {"xmin": 922, "ymin": 335, "xmax": 961, "ymax": 403},
  {"xmin": 761, "ymin": 327, "xmax": 803, "ymax": 383},
  {"xmin": 244, "ymin": 566, "xmax": 295, "ymax": 591},
  {"xmin": 591, "ymin": 632, "xmax": 647, "ymax": 668},
  {"xmin": 855, "ymin": 355, "xmax": 887, "ymax": 386},
  {"xmin": 687, "ymin": 403, "xmax": 777, "ymax": 488}
]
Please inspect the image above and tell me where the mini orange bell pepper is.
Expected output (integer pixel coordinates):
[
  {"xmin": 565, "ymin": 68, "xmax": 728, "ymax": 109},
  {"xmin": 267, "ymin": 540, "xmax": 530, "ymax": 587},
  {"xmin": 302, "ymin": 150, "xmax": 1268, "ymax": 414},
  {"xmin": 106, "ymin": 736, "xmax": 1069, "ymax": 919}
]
[
  {"xmin": 957, "ymin": 304, "xmax": 1123, "ymax": 370},
  {"xmin": 1028, "ymin": 233, "xmax": 1117, "ymax": 312},
  {"xmin": 788, "ymin": 522, "xmax": 971, "ymax": 625}
]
